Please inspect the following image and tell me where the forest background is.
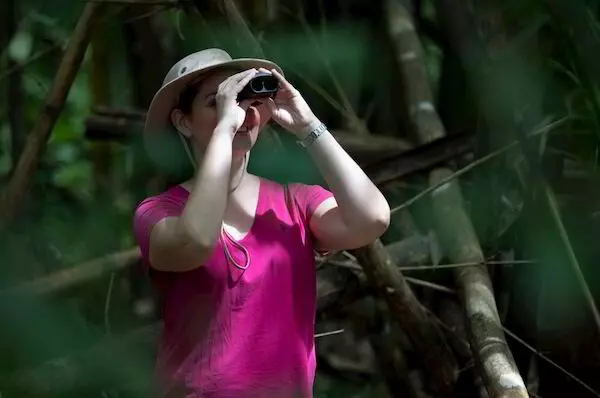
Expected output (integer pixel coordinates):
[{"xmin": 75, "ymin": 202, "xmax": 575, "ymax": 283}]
[{"xmin": 2, "ymin": 0, "xmax": 600, "ymax": 397}]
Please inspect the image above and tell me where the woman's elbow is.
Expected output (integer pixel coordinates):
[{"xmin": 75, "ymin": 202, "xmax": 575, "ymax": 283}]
[
  {"xmin": 365, "ymin": 197, "xmax": 391, "ymax": 239},
  {"xmin": 374, "ymin": 204, "xmax": 391, "ymax": 236}
]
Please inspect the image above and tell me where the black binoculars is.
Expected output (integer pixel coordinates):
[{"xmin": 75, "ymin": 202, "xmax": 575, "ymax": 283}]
[{"xmin": 237, "ymin": 72, "xmax": 279, "ymax": 102}]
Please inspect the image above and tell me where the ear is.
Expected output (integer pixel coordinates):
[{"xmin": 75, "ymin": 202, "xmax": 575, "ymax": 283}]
[{"xmin": 170, "ymin": 109, "xmax": 192, "ymax": 138}]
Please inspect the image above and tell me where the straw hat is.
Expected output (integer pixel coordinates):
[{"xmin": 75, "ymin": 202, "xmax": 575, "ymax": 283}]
[{"xmin": 143, "ymin": 48, "xmax": 283, "ymax": 173}]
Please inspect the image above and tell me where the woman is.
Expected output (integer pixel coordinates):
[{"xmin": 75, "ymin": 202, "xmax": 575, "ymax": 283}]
[{"xmin": 134, "ymin": 48, "xmax": 390, "ymax": 397}]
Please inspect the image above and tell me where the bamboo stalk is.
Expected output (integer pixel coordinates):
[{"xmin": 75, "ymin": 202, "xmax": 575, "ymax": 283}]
[
  {"xmin": 0, "ymin": 2, "xmax": 106, "ymax": 229},
  {"xmin": 429, "ymin": 169, "xmax": 528, "ymax": 397},
  {"xmin": 383, "ymin": 1, "xmax": 528, "ymax": 396}
]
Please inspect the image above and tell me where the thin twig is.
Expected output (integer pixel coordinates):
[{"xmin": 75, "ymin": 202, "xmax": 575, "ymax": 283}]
[
  {"xmin": 397, "ymin": 259, "xmax": 536, "ymax": 272},
  {"xmin": 503, "ymin": 327, "xmax": 600, "ymax": 398},
  {"xmin": 404, "ymin": 277, "xmax": 455, "ymax": 294},
  {"xmin": 298, "ymin": 13, "xmax": 368, "ymax": 135},
  {"xmin": 315, "ymin": 329, "xmax": 345, "ymax": 338},
  {"xmin": 294, "ymin": 11, "xmax": 369, "ymax": 135},
  {"xmin": 221, "ymin": 0, "xmax": 264, "ymax": 57},
  {"xmin": 120, "ymin": 4, "xmax": 174, "ymax": 24},
  {"xmin": 79, "ymin": 0, "xmax": 179, "ymax": 3},
  {"xmin": 284, "ymin": 65, "xmax": 348, "ymax": 117},
  {"xmin": 431, "ymin": 279, "xmax": 600, "ymax": 397},
  {"xmin": 0, "ymin": 43, "xmax": 63, "ymax": 83},
  {"xmin": 276, "ymin": 6, "xmax": 369, "ymax": 133},
  {"xmin": 103, "ymin": 272, "xmax": 115, "ymax": 335},
  {"xmin": 390, "ymin": 117, "xmax": 568, "ymax": 215},
  {"xmin": 545, "ymin": 184, "xmax": 600, "ymax": 334}
]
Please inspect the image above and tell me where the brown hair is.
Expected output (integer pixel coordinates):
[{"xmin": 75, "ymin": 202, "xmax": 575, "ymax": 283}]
[
  {"xmin": 174, "ymin": 66, "xmax": 244, "ymax": 115},
  {"xmin": 175, "ymin": 78, "xmax": 205, "ymax": 115}
]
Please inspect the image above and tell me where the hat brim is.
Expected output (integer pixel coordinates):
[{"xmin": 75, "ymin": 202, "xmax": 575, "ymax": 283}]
[{"xmin": 144, "ymin": 58, "xmax": 282, "ymax": 139}]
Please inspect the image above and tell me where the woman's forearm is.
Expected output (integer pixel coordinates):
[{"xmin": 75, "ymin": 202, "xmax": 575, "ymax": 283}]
[
  {"xmin": 177, "ymin": 128, "xmax": 232, "ymax": 249},
  {"xmin": 305, "ymin": 127, "xmax": 390, "ymax": 231}
]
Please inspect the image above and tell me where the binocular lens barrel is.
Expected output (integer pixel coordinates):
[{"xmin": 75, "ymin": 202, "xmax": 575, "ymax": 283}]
[
  {"xmin": 238, "ymin": 72, "xmax": 279, "ymax": 101},
  {"xmin": 250, "ymin": 77, "xmax": 278, "ymax": 91}
]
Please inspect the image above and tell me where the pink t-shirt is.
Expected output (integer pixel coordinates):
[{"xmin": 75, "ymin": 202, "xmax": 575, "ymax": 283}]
[{"xmin": 133, "ymin": 177, "xmax": 333, "ymax": 398}]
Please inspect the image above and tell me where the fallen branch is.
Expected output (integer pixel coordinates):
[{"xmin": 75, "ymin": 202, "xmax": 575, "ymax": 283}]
[
  {"xmin": 365, "ymin": 131, "xmax": 474, "ymax": 185},
  {"xmin": 1, "ymin": 248, "xmax": 140, "ymax": 298},
  {"xmin": 2, "ymin": 233, "xmax": 435, "ymax": 300},
  {"xmin": 352, "ymin": 240, "xmax": 458, "ymax": 397},
  {"xmin": 390, "ymin": 117, "xmax": 566, "ymax": 215},
  {"xmin": 316, "ymin": 261, "xmax": 367, "ymax": 312},
  {"xmin": 84, "ymin": 109, "xmax": 476, "ymax": 184},
  {"xmin": 84, "ymin": 109, "xmax": 414, "ymax": 163},
  {"xmin": 0, "ymin": 2, "xmax": 107, "ymax": 229},
  {"xmin": 384, "ymin": 1, "xmax": 527, "ymax": 396}
]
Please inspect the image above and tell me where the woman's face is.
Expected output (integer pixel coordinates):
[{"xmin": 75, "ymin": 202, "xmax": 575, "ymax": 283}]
[{"xmin": 172, "ymin": 69, "xmax": 272, "ymax": 159}]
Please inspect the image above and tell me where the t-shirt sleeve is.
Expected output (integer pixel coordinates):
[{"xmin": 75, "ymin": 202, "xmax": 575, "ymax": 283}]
[
  {"xmin": 133, "ymin": 194, "xmax": 183, "ymax": 262},
  {"xmin": 289, "ymin": 183, "xmax": 334, "ymax": 225}
]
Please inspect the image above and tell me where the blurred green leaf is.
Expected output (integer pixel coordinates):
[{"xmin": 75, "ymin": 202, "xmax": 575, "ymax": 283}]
[{"xmin": 8, "ymin": 29, "xmax": 33, "ymax": 63}]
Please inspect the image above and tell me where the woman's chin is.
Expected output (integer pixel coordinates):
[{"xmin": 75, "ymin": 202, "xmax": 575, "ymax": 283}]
[
  {"xmin": 232, "ymin": 127, "xmax": 258, "ymax": 153},
  {"xmin": 232, "ymin": 135, "xmax": 252, "ymax": 157},
  {"xmin": 232, "ymin": 148, "xmax": 250, "ymax": 159}
]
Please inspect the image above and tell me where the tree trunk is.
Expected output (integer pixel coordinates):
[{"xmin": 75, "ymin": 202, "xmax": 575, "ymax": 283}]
[
  {"xmin": 384, "ymin": 1, "xmax": 527, "ymax": 396},
  {"xmin": 89, "ymin": 30, "xmax": 113, "ymax": 197}
]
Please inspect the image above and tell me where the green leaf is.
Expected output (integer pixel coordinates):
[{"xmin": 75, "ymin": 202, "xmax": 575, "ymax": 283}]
[{"xmin": 8, "ymin": 29, "xmax": 33, "ymax": 63}]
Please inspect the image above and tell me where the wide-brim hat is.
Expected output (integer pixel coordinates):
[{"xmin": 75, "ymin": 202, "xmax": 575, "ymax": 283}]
[{"xmin": 143, "ymin": 48, "xmax": 283, "ymax": 173}]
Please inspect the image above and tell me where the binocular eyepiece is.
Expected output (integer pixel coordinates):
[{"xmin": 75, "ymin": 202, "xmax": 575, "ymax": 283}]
[{"xmin": 237, "ymin": 72, "xmax": 279, "ymax": 102}]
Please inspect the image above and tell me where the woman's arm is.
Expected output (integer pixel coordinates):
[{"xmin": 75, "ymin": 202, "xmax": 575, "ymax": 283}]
[
  {"xmin": 266, "ymin": 69, "xmax": 390, "ymax": 251},
  {"xmin": 148, "ymin": 129, "xmax": 234, "ymax": 272},
  {"xmin": 304, "ymin": 126, "xmax": 390, "ymax": 250},
  {"xmin": 147, "ymin": 69, "xmax": 259, "ymax": 272}
]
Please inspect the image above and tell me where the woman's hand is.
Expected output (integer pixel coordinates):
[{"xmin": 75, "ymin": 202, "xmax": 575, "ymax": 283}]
[
  {"xmin": 263, "ymin": 68, "xmax": 321, "ymax": 137},
  {"xmin": 215, "ymin": 68, "xmax": 259, "ymax": 135}
]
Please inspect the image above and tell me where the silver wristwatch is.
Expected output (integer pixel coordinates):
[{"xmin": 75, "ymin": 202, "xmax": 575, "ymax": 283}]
[{"xmin": 297, "ymin": 123, "xmax": 328, "ymax": 148}]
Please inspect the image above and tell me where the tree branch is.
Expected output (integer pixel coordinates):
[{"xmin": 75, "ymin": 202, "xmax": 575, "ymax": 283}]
[
  {"xmin": 0, "ymin": 2, "xmax": 107, "ymax": 229},
  {"xmin": 352, "ymin": 240, "xmax": 458, "ymax": 397},
  {"xmin": 83, "ymin": 108, "xmax": 474, "ymax": 184}
]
